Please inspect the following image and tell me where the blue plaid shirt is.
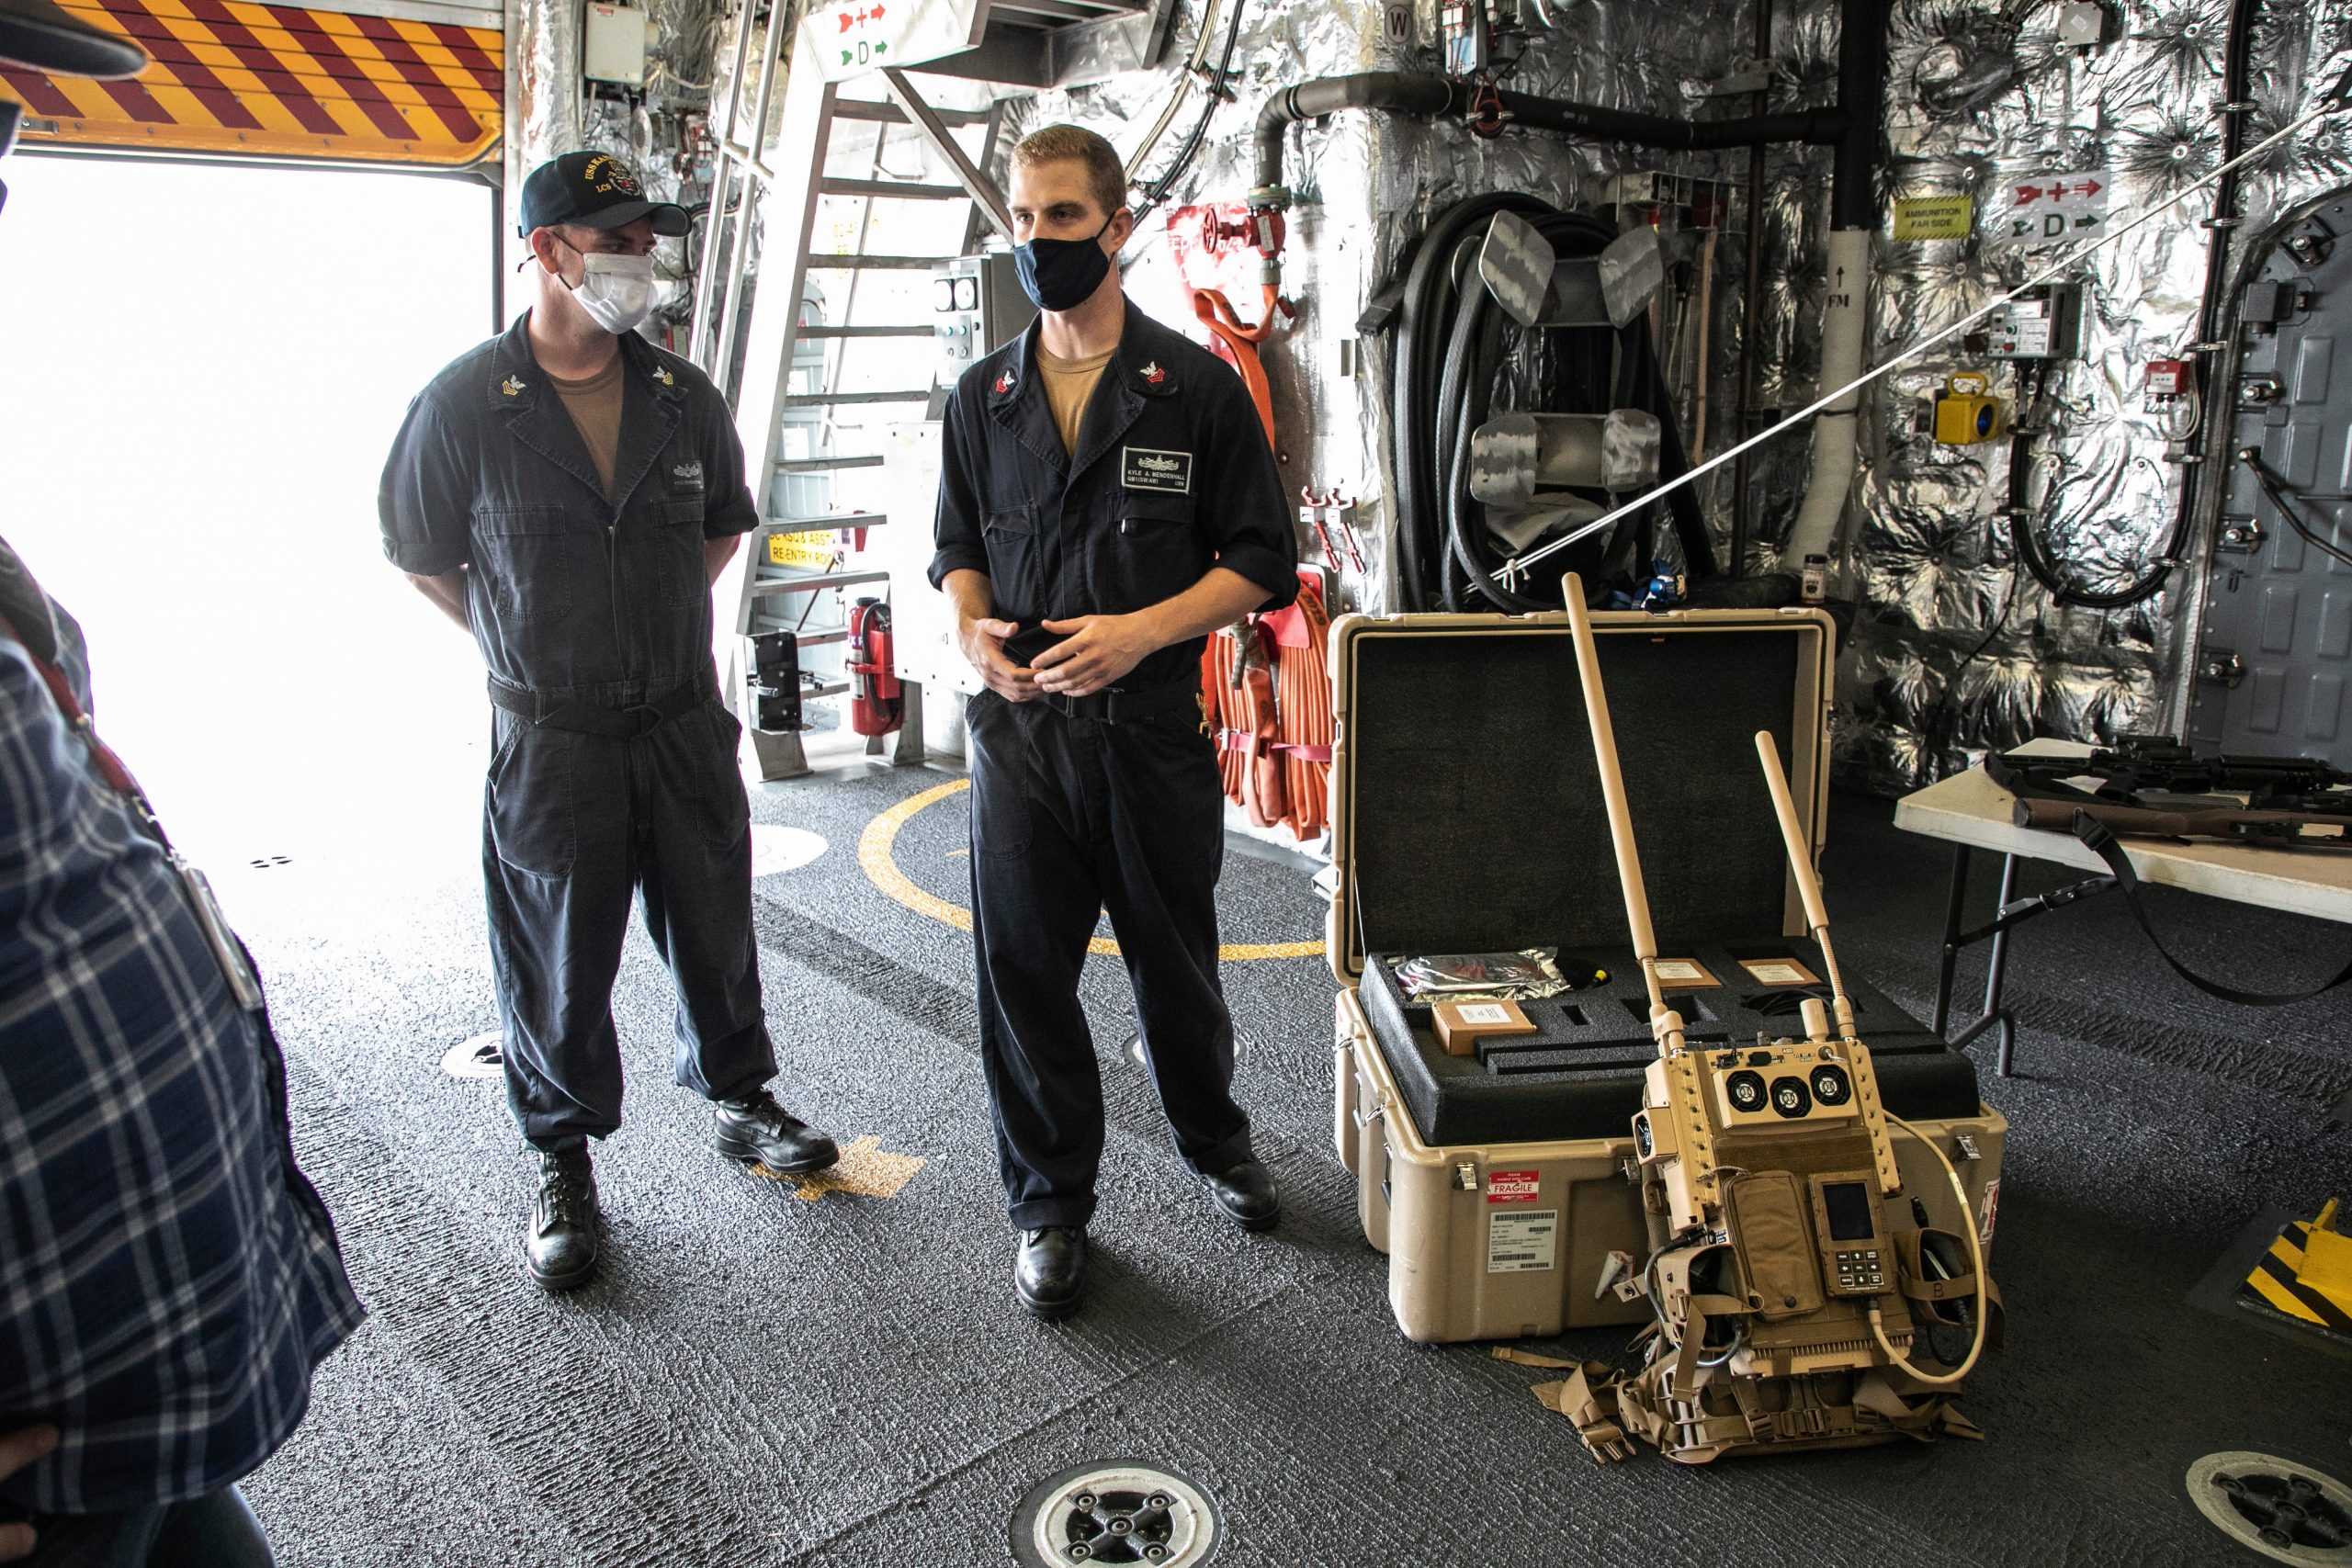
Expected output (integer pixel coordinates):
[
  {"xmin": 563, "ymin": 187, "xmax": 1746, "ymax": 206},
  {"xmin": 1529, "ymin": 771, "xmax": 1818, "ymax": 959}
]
[{"xmin": 0, "ymin": 561, "xmax": 364, "ymax": 1514}]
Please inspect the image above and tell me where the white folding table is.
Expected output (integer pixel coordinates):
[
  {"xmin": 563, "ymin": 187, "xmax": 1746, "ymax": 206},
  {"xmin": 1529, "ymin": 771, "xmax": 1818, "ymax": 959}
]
[{"xmin": 1893, "ymin": 739, "xmax": 2352, "ymax": 1075}]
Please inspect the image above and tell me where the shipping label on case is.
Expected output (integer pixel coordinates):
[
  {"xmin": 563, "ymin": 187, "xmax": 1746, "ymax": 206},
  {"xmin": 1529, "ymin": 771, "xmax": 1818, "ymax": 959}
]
[
  {"xmin": 1487, "ymin": 1209, "xmax": 1558, "ymax": 1273},
  {"xmin": 1487, "ymin": 1168, "xmax": 1542, "ymax": 1204}
]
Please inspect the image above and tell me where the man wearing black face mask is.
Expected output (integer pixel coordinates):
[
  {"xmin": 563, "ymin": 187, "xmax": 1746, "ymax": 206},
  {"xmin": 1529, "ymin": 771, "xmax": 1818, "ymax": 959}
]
[
  {"xmin": 930, "ymin": 125, "xmax": 1299, "ymax": 1318},
  {"xmin": 379, "ymin": 151, "xmax": 839, "ymax": 1293}
]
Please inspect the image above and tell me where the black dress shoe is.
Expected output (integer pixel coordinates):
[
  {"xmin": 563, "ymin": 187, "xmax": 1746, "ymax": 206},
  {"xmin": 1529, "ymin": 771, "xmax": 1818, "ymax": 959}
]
[
  {"xmin": 713, "ymin": 1089, "xmax": 840, "ymax": 1175},
  {"xmin": 526, "ymin": 1147, "xmax": 600, "ymax": 1292},
  {"xmin": 1015, "ymin": 1226, "xmax": 1087, "ymax": 1319},
  {"xmin": 1203, "ymin": 1160, "xmax": 1280, "ymax": 1231}
]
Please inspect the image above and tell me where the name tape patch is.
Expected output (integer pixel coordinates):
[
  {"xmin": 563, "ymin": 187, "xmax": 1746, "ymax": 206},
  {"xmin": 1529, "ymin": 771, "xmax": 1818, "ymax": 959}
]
[{"xmin": 1121, "ymin": 446, "xmax": 1193, "ymax": 495}]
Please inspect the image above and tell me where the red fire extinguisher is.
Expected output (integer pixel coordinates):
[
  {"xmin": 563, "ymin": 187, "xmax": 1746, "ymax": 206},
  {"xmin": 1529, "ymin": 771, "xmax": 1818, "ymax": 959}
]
[{"xmin": 846, "ymin": 595, "xmax": 903, "ymax": 738}]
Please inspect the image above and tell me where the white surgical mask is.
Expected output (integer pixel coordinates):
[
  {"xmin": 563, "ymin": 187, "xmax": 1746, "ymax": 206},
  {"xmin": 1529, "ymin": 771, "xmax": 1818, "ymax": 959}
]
[{"xmin": 567, "ymin": 251, "xmax": 657, "ymax": 335}]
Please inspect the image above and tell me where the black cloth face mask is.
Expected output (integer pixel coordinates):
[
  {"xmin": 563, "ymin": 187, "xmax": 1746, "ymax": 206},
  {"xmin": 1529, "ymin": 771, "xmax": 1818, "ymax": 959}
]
[{"xmin": 1013, "ymin": 218, "xmax": 1114, "ymax": 312}]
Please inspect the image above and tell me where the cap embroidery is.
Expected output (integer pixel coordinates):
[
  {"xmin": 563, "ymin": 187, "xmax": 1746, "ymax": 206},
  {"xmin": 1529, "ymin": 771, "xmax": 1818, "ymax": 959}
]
[
  {"xmin": 1141, "ymin": 360, "xmax": 1167, "ymax": 385},
  {"xmin": 582, "ymin": 153, "xmax": 642, "ymax": 197}
]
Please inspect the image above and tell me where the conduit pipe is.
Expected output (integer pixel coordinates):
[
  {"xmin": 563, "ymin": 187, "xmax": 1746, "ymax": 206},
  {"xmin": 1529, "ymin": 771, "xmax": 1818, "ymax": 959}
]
[
  {"xmin": 1780, "ymin": 226, "xmax": 1871, "ymax": 568},
  {"xmin": 1248, "ymin": 74, "xmax": 1845, "ymax": 207},
  {"xmin": 1781, "ymin": 0, "xmax": 1892, "ymax": 573}
]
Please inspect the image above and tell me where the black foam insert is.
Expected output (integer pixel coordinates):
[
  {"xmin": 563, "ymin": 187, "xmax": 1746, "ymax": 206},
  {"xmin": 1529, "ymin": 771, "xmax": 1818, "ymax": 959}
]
[
  {"xmin": 1361, "ymin": 940, "xmax": 1980, "ymax": 1146},
  {"xmin": 1345, "ymin": 626, "xmax": 1804, "ymax": 964}
]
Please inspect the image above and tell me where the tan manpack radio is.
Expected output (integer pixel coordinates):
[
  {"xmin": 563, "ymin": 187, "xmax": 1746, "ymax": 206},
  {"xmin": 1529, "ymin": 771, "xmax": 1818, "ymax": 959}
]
[{"xmin": 1541, "ymin": 576, "xmax": 1998, "ymax": 1464}]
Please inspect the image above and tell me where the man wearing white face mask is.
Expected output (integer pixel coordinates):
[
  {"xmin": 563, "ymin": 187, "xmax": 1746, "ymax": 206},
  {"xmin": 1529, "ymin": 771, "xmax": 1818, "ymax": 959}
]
[{"xmin": 379, "ymin": 151, "xmax": 839, "ymax": 1293}]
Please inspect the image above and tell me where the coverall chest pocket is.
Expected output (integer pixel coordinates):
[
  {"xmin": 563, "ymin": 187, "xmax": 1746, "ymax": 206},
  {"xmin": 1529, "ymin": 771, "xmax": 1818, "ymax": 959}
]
[
  {"xmin": 475, "ymin": 505, "xmax": 578, "ymax": 622},
  {"xmin": 1105, "ymin": 490, "xmax": 1199, "ymax": 614},
  {"xmin": 652, "ymin": 499, "xmax": 709, "ymax": 608},
  {"xmin": 982, "ymin": 502, "xmax": 1044, "ymax": 620}
]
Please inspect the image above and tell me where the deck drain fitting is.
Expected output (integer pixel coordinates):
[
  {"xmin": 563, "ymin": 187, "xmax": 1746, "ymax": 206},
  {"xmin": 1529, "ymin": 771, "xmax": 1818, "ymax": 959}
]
[
  {"xmin": 2187, "ymin": 1450, "xmax": 2352, "ymax": 1563},
  {"xmin": 1011, "ymin": 1461, "xmax": 1217, "ymax": 1567},
  {"xmin": 438, "ymin": 1032, "xmax": 504, "ymax": 1081}
]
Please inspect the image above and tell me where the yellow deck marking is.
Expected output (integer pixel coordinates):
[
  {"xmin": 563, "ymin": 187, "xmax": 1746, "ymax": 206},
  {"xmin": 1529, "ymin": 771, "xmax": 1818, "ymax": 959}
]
[
  {"xmin": 754, "ymin": 1136, "xmax": 927, "ymax": 1201},
  {"xmin": 857, "ymin": 777, "xmax": 1323, "ymax": 962}
]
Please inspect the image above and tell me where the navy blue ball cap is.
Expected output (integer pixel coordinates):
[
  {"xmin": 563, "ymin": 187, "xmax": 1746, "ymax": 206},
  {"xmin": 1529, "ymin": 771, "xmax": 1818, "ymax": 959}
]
[{"xmin": 519, "ymin": 151, "xmax": 689, "ymax": 239}]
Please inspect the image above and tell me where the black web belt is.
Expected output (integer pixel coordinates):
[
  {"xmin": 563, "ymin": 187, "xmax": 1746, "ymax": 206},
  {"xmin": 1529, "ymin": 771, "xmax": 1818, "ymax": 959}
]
[
  {"xmin": 1035, "ymin": 682, "xmax": 1201, "ymax": 725},
  {"xmin": 487, "ymin": 676, "xmax": 707, "ymax": 739}
]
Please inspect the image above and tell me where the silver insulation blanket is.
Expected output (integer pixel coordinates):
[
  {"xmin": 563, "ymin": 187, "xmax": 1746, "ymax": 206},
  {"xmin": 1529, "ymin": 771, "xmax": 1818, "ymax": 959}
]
[
  {"xmin": 1009, "ymin": 0, "xmax": 2352, "ymax": 789},
  {"xmin": 510, "ymin": 0, "xmax": 2352, "ymax": 786}
]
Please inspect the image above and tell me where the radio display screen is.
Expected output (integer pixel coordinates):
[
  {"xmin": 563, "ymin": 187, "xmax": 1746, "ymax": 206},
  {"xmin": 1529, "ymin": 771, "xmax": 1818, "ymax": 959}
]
[{"xmin": 1821, "ymin": 1180, "xmax": 1874, "ymax": 1241}]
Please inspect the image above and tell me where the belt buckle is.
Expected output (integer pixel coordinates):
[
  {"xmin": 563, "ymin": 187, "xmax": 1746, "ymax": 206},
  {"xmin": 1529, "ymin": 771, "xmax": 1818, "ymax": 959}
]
[
  {"xmin": 1042, "ymin": 691, "xmax": 1078, "ymax": 718},
  {"xmin": 623, "ymin": 704, "xmax": 664, "ymax": 737}
]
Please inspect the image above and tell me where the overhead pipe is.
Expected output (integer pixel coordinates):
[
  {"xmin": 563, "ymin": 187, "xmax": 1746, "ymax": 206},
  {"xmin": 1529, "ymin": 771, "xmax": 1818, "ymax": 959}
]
[{"xmin": 1249, "ymin": 73, "xmax": 1845, "ymax": 208}]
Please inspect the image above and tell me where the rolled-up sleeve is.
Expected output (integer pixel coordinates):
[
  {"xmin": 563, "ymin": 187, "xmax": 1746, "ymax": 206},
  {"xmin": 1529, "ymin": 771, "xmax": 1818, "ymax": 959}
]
[
  {"xmin": 927, "ymin": 389, "xmax": 991, "ymax": 591},
  {"xmin": 700, "ymin": 399, "xmax": 759, "ymax": 539},
  {"xmin": 1202, "ymin": 378, "xmax": 1298, "ymax": 610},
  {"xmin": 378, "ymin": 396, "xmax": 473, "ymax": 577}
]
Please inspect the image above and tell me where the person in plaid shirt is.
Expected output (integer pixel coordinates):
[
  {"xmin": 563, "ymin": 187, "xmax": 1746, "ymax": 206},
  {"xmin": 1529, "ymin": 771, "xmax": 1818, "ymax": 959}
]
[{"xmin": 0, "ymin": 6, "xmax": 363, "ymax": 1560}]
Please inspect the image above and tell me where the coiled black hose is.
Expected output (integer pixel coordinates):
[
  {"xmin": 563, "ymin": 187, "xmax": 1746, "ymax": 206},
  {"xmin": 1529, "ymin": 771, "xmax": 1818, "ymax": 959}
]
[{"xmin": 1392, "ymin": 197, "xmax": 1718, "ymax": 612}]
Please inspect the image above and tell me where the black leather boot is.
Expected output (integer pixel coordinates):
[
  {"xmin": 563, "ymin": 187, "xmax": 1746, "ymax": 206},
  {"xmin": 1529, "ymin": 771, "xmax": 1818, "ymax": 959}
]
[
  {"xmin": 1015, "ymin": 1226, "xmax": 1088, "ymax": 1319},
  {"xmin": 526, "ymin": 1147, "xmax": 599, "ymax": 1292},
  {"xmin": 713, "ymin": 1089, "xmax": 840, "ymax": 1175},
  {"xmin": 1202, "ymin": 1160, "xmax": 1280, "ymax": 1231}
]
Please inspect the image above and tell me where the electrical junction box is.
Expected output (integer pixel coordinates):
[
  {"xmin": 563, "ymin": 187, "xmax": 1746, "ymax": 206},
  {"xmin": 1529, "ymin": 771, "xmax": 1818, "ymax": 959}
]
[
  {"xmin": 2145, "ymin": 358, "xmax": 2193, "ymax": 399},
  {"xmin": 1933, "ymin": 372, "xmax": 2003, "ymax": 444},
  {"xmin": 583, "ymin": 2, "xmax": 652, "ymax": 86},
  {"xmin": 2054, "ymin": 1, "xmax": 2112, "ymax": 47},
  {"xmin": 1982, "ymin": 285, "xmax": 2082, "ymax": 359},
  {"xmin": 932, "ymin": 254, "xmax": 1036, "ymax": 389}
]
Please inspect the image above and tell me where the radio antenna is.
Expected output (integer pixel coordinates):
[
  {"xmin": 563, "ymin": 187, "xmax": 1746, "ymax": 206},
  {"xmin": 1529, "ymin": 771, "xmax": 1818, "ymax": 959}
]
[
  {"xmin": 1753, "ymin": 729, "xmax": 1856, "ymax": 1041},
  {"xmin": 1564, "ymin": 575, "xmax": 1679, "ymax": 1047}
]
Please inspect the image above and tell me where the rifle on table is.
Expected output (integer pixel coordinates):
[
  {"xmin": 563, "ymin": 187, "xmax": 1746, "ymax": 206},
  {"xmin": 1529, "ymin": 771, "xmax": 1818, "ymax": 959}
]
[
  {"xmin": 1982, "ymin": 736, "xmax": 2352, "ymax": 1005},
  {"xmin": 1988, "ymin": 736, "xmax": 2352, "ymax": 849}
]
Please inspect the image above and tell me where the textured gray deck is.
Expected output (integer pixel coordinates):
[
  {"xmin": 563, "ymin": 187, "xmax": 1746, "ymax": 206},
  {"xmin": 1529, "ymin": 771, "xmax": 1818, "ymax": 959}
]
[{"xmin": 227, "ymin": 754, "xmax": 2350, "ymax": 1567}]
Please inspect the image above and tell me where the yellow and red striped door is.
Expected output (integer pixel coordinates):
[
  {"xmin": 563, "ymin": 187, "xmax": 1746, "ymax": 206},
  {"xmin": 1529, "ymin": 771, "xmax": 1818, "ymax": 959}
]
[{"xmin": 0, "ymin": 0, "xmax": 500, "ymax": 166}]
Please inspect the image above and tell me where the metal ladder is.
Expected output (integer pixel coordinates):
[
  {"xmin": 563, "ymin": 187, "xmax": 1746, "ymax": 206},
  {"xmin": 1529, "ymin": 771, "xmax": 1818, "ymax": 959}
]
[
  {"xmin": 684, "ymin": 0, "xmax": 1170, "ymax": 781},
  {"xmin": 684, "ymin": 17, "xmax": 1004, "ymax": 779}
]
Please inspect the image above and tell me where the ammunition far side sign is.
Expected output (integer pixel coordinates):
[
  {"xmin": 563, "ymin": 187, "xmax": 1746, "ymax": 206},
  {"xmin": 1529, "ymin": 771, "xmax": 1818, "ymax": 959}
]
[
  {"xmin": 1988, "ymin": 171, "xmax": 2111, "ymax": 250},
  {"xmin": 803, "ymin": 0, "xmax": 984, "ymax": 81}
]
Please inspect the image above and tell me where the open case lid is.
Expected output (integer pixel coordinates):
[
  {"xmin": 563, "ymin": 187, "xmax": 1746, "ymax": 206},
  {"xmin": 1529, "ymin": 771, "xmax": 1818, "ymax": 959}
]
[{"xmin": 1327, "ymin": 606, "xmax": 1836, "ymax": 983}]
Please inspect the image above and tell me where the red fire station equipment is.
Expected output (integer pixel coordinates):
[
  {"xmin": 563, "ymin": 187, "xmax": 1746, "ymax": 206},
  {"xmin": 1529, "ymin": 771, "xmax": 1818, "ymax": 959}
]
[{"xmin": 846, "ymin": 595, "xmax": 903, "ymax": 738}]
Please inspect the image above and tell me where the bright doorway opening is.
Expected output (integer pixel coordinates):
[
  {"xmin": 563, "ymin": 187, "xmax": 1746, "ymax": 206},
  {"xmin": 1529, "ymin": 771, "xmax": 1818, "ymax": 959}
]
[{"xmin": 0, "ymin": 154, "xmax": 494, "ymax": 882}]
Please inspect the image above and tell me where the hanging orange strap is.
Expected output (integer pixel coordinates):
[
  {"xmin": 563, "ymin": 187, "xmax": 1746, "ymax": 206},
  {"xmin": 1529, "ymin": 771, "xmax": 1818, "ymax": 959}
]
[{"xmin": 1190, "ymin": 284, "xmax": 1283, "ymax": 450}]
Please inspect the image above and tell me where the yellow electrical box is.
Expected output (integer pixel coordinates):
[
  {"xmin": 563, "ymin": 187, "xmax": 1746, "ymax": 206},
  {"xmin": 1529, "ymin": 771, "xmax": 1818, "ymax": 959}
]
[{"xmin": 1933, "ymin": 372, "xmax": 2003, "ymax": 445}]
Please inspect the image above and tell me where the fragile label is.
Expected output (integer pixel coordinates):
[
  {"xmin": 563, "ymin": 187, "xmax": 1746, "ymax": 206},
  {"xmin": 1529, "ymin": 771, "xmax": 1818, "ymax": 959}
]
[
  {"xmin": 1738, "ymin": 958, "xmax": 1820, "ymax": 987},
  {"xmin": 1990, "ymin": 171, "xmax": 2110, "ymax": 249},
  {"xmin": 1457, "ymin": 1003, "xmax": 1513, "ymax": 1027},
  {"xmin": 1487, "ymin": 1209, "xmax": 1559, "ymax": 1273},
  {"xmin": 1487, "ymin": 1168, "xmax": 1542, "ymax": 1204},
  {"xmin": 1892, "ymin": 195, "xmax": 1973, "ymax": 242}
]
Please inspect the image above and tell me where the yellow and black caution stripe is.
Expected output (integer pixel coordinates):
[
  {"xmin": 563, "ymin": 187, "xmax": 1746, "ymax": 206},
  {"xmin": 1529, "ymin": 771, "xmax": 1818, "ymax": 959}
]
[
  {"xmin": 0, "ymin": 0, "xmax": 499, "ymax": 165},
  {"xmin": 2240, "ymin": 1215, "xmax": 2352, "ymax": 1340}
]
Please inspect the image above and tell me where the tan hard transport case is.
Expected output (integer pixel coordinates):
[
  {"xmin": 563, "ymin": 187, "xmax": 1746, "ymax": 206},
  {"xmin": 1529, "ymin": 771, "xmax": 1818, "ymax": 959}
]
[{"xmin": 1320, "ymin": 607, "xmax": 2008, "ymax": 1344}]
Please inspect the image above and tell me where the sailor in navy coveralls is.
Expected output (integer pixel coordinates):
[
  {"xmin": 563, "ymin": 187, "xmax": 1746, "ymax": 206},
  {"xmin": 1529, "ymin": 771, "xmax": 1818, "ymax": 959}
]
[{"xmin": 928, "ymin": 126, "xmax": 1299, "ymax": 1318}]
